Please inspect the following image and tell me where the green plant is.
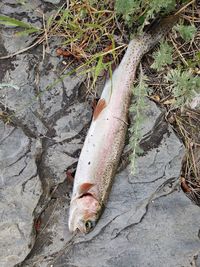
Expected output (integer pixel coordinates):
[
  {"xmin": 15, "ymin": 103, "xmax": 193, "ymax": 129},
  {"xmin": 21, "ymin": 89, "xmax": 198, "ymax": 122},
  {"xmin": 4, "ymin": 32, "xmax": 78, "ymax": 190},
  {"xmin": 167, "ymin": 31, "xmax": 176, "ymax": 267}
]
[
  {"xmin": 115, "ymin": 0, "xmax": 142, "ymax": 24},
  {"xmin": 129, "ymin": 70, "xmax": 148, "ymax": 174},
  {"xmin": 151, "ymin": 41, "xmax": 173, "ymax": 71},
  {"xmin": 115, "ymin": 0, "xmax": 176, "ymax": 29},
  {"xmin": 165, "ymin": 69, "xmax": 200, "ymax": 107},
  {"xmin": 174, "ymin": 24, "xmax": 197, "ymax": 42},
  {"xmin": 186, "ymin": 51, "xmax": 200, "ymax": 68},
  {"xmin": 0, "ymin": 15, "xmax": 40, "ymax": 36}
]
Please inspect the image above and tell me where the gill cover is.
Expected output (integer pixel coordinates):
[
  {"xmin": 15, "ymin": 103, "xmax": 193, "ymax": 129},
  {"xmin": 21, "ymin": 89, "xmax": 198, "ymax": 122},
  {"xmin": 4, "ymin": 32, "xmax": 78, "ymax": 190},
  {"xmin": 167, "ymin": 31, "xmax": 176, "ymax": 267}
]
[{"xmin": 68, "ymin": 183, "xmax": 100, "ymax": 233}]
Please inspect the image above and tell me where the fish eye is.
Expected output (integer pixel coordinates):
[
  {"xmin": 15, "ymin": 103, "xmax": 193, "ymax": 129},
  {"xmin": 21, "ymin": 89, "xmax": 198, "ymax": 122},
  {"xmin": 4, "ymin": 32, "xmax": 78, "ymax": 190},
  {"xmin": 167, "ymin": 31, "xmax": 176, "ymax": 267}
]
[{"xmin": 85, "ymin": 220, "xmax": 93, "ymax": 231}]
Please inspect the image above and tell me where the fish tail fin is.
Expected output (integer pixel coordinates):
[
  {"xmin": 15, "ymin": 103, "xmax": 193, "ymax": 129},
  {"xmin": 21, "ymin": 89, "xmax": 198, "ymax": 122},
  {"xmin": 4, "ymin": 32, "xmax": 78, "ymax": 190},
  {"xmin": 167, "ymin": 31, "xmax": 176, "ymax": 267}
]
[{"xmin": 125, "ymin": 13, "xmax": 179, "ymax": 65}]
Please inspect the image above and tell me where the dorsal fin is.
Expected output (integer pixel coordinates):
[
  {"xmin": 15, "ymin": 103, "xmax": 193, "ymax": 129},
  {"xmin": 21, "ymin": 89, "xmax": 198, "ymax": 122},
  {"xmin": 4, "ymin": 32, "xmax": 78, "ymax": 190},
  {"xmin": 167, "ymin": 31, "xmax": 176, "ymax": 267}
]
[{"xmin": 93, "ymin": 98, "xmax": 106, "ymax": 120}]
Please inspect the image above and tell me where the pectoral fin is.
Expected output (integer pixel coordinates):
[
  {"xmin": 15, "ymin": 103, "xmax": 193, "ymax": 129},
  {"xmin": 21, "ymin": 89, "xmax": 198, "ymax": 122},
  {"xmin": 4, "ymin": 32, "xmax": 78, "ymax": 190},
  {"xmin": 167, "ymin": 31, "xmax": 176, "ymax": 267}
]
[{"xmin": 93, "ymin": 99, "xmax": 106, "ymax": 120}]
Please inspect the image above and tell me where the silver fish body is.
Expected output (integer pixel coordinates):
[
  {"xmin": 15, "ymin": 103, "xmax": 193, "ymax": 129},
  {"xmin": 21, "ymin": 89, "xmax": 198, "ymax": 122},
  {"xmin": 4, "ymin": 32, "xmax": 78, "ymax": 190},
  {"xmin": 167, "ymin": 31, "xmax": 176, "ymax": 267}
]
[{"xmin": 68, "ymin": 15, "xmax": 179, "ymax": 233}]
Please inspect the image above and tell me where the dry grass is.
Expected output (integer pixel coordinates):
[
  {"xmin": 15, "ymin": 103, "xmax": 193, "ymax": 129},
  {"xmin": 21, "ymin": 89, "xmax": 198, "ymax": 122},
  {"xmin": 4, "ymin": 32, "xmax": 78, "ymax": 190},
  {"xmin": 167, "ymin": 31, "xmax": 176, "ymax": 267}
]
[{"xmin": 142, "ymin": 2, "xmax": 200, "ymax": 205}]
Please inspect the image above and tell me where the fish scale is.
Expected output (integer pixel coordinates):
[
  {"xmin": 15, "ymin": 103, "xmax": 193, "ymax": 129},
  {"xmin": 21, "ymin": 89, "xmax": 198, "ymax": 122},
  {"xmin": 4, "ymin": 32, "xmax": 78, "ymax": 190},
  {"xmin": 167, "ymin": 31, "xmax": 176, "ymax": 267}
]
[{"xmin": 68, "ymin": 15, "xmax": 179, "ymax": 233}]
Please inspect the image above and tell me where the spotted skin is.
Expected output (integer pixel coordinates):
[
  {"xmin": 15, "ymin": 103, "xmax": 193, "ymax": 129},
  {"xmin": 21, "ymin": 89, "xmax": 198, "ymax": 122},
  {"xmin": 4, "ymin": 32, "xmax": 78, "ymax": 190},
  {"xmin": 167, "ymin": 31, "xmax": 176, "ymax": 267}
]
[{"xmin": 68, "ymin": 15, "xmax": 179, "ymax": 233}]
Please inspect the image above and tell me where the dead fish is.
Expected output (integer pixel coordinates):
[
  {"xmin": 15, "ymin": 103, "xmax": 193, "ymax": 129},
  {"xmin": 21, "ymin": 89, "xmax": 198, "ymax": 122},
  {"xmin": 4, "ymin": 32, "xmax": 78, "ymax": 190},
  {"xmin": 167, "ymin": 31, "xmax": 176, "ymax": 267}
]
[{"xmin": 68, "ymin": 15, "xmax": 179, "ymax": 234}]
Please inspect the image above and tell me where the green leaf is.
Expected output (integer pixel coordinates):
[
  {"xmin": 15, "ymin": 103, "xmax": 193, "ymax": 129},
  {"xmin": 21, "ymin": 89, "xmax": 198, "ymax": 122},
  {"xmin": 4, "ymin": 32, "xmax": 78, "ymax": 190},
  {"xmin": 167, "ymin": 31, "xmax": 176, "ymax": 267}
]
[
  {"xmin": 84, "ymin": 23, "xmax": 102, "ymax": 29},
  {"xmin": 151, "ymin": 41, "xmax": 173, "ymax": 71},
  {"xmin": 115, "ymin": 0, "xmax": 141, "ymax": 16},
  {"xmin": 115, "ymin": 0, "xmax": 176, "ymax": 30},
  {"xmin": 129, "ymin": 71, "xmax": 149, "ymax": 174},
  {"xmin": 15, "ymin": 28, "xmax": 40, "ymax": 36},
  {"xmin": 47, "ymin": 14, "xmax": 54, "ymax": 29},
  {"xmin": 149, "ymin": 0, "xmax": 176, "ymax": 13},
  {"xmin": 165, "ymin": 69, "xmax": 200, "ymax": 107},
  {"xmin": 92, "ymin": 56, "xmax": 106, "ymax": 87},
  {"xmin": 174, "ymin": 24, "xmax": 197, "ymax": 42},
  {"xmin": 0, "ymin": 15, "xmax": 39, "ymax": 30},
  {"xmin": 16, "ymin": 0, "xmax": 27, "ymax": 4}
]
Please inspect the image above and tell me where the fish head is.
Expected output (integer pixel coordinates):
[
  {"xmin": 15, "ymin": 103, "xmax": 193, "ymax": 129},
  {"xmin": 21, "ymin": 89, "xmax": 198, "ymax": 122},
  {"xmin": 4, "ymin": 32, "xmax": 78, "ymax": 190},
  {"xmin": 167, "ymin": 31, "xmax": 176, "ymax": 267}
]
[{"xmin": 68, "ymin": 194, "xmax": 101, "ymax": 234}]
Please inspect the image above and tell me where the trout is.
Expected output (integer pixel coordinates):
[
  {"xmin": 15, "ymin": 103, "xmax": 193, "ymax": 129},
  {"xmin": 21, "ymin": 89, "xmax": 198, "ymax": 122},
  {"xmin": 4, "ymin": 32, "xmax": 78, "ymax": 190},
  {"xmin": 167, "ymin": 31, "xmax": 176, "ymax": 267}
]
[{"xmin": 68, "ymin": 15, "xmax": 178, "ymax": 233}]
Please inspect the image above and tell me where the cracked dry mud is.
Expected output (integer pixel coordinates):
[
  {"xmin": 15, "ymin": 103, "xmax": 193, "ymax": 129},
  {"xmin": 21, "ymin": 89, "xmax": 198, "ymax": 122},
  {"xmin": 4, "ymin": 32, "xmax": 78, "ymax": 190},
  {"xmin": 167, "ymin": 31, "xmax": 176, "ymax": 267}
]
[{"xmin": 0, "ymin": 1, "xmax": 200, "ymax": 267}]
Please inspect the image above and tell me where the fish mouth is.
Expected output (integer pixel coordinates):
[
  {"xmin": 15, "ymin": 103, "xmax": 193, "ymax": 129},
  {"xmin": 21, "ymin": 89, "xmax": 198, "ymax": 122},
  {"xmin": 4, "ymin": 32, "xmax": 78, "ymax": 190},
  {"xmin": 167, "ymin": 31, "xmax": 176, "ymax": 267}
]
[
  {"xmin": 78, "ymin": 192, "xmax": 99, "ymax": 202},
  {"xmin": 79, "ymin": 192, "xmax": 93, "ymax": 198}
]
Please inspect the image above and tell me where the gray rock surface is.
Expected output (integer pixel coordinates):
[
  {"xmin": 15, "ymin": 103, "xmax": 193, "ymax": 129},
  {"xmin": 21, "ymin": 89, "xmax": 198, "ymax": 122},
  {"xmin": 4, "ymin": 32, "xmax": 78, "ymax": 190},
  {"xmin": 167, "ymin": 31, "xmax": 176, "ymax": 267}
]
[
  {"xmin": 0, "ymin": 2, "xmax": 200, "ymax": 267},
  {"xmin": 0, "ymin": 122, "xmax": 42, "ymax": 267}
]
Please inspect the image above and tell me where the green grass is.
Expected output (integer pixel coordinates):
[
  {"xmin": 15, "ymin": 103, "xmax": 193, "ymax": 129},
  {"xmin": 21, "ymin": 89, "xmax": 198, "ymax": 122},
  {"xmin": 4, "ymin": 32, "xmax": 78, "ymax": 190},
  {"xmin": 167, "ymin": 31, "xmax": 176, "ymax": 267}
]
[{"xmin": 0, "ymin": 15, "xmax": 40, "ymax": 35}]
